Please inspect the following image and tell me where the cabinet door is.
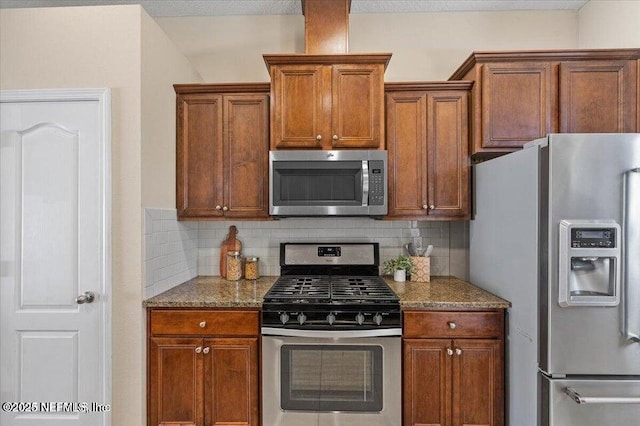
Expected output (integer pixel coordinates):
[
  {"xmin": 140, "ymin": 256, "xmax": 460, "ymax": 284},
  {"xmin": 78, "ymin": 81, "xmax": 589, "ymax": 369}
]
[
  {"xmin": 271, "ymin": 64, "xmax": 326, "ymax": 149},
  {"xmin": 386, "ymin": 91, "xmax": 428, "ymax": 218},
  {"xmin": 204, "ymin": 338, "xmax": 259, "ymax": 426},
  {"xmin": 481, "ymin": 62, "xmax": 555, "ymax": 150},
  {"xmin": 403, "ymin": 339, "xmax": 452, "ymax": 426},
  {"xmin": 451, "ymin": 339, "xmax": 504, "ymax": 426},
  {"xmin": 332, "ymin": 64, "xmax": 384, "ymax": 149},
  {"xmin": 176, "ymin": 94, "xmax": 224, "ymax": 218},
  {"xmin": 427, "ymin": 91, "xmax": 470, "ymax": 219},
  {"xmin": 149, "ymin": 337, "xmax": 204, "ymax": 426},
  {"xmin": 559, "ymin": 60, "xmax": 638, "ymax": 133},
  {"xmin": 223, "ymin": 95, "xmax": 269, "ymax": 218}
]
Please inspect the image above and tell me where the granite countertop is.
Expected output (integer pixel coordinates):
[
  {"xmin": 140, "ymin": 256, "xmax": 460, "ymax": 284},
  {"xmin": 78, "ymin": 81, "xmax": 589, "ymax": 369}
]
[{"xmin": 143, "ymin": 276, "xmax": 510, "ymax": 309}]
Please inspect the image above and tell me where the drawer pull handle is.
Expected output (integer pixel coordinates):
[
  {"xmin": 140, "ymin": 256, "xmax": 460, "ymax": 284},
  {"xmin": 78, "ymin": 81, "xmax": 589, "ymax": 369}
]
[
  {"xmin": 199, "ymin": 321, "xmax": 206, "ymax": 328},
  {"xmin": 195, "ymin": 346, "xmax": 202, "ymax": 354},
  {"xmin": 455, "ymin": 348, "xmax": 462, "ymax": 356},
  {"xmin": 448, "ymin": 321, "xmax": 457, "ymax": 329},
  {"xmin": 203, "ymin": 347, "xmax": 210, "ymax": 354},
  {"xmin": 447, "ymin": 348, "xmax": 454, "ymax": 356}
]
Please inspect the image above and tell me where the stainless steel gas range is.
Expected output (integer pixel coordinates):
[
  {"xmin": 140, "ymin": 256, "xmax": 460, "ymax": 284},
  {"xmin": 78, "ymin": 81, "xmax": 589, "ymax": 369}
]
[{"xmin": 261, "ymin": 242, "xmax": 401, "ymax": 426}]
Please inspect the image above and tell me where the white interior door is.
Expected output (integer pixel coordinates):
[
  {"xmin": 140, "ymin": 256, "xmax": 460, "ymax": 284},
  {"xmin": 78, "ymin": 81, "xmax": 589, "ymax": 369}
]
[{"xmin": 0, "ymin": 89, "xmax": 111, "ymax": 426}]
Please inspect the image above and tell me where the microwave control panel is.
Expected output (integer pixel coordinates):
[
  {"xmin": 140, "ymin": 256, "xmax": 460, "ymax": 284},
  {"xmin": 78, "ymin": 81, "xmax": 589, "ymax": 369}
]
[{"xmin": 369, "ymin": 160, "xmax": 385, "ymax": 205}]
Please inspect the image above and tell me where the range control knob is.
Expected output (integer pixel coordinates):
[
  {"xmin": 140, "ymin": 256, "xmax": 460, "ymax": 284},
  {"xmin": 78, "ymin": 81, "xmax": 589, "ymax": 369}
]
[
  {"xmin": 297, "ymin": 312, "xmax": 307, "ymax": 325},
  {"xmin": 326, "ymin": 313, "xmax": 336, "ymax": 326},
  {"xmin": 373, "ymin": 313, "xmax": 383, "ymax": 326},
  {"xmin": 355, "ymin": 312, "xmax": 365, "ymax": 326},
  {"xmin": 279, "ymin": 312, "xmax": 290, "ymax": 325}
]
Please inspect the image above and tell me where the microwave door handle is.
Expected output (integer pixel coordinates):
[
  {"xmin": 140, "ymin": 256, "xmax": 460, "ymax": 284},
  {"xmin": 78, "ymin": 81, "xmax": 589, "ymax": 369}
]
[
  {"xmin": 362, "ymin": 160, "xmax": 369, "ymax": 206},
  {"xmin": 624, "ymin": 167, "xmax": 640, "ymax": 342}
]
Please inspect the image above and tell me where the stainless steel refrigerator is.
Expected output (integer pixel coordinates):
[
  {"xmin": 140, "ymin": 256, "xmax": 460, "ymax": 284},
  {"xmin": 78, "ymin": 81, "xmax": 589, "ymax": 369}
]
[{"xmin": 470, "ymin": 134, "xmax": 640, "ymax": 425}]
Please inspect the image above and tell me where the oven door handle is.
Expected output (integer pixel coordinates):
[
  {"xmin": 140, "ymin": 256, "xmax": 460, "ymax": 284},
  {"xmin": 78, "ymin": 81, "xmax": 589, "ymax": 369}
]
[{"xmin": 261, "ymin": 327, "xmax": 402, "ymax": 338}]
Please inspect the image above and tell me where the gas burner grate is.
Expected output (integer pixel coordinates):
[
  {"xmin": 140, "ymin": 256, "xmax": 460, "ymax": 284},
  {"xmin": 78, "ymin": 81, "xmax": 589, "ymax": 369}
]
[
  {"xmin": 264, "ymin": 276, "xmax": 331, "ymax": 300},
  {"xmin": 330, "ymin": 276, "xmax": 398, "ymax": 301}
]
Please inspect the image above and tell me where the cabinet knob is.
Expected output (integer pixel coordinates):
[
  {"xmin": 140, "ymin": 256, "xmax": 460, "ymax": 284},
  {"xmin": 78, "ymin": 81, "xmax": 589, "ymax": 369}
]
[
  {"xmin": 199, "ymin": 321, "xmax": 206, "ymax": 328},
  {"xmin": 332, "ymin": 134, "xmax": 339, "ymax": 141},
  {"xmin": 316, "ymin": 135, "xmax": 322, "ymax": 141},
  {"xmin": 222, "ymin": 206, "xmax": 229, "ymax": 212},
  {"xmin": 215, "ymin": 205, "xmax": 222, "ymax": 211},
  {"xmin": 203, "ymin": 347, "xmax": 210, "ymax": 354},
  {"xmin": 448, "ymin": 321, "xmax": 456, "ymax": 329},
  {"xmin": 447, "ymin": 348, "xmax": 454, "ymax": 356},
  {"xmin": 455, "ymin": 348, "xmax": 462, "ymax": 356},
  {"xmin": 429, "ymin": 205, "xmax": 435, "ymax": 210},
  {"xmin": 195, "ymin": 346, "xmax": 202, "ymax": 354},
  {"xmin": 422, "ymin": 204, "xmax": 428, "ymax": 210}
]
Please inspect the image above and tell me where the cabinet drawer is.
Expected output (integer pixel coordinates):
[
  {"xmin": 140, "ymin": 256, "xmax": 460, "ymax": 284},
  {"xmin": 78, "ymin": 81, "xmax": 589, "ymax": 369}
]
[
  {"xmin": 150, "ymin": 310, "xmax": 259, "ymax": 336},
  {"xmin": 403, "ymin": 311, "xmax": 503, "ymax": 338}
]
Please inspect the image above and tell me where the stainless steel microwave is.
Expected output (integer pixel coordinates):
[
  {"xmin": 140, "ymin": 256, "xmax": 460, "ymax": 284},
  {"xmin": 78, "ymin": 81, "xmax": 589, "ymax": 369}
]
[{"xmin": 269, "ymin": 150, "xmax": 387, "ymax": 217}]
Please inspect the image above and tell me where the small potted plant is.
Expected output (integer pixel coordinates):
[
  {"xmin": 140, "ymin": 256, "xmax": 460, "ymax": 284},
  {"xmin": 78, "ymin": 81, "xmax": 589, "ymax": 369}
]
[{"xmin": 383, "ymin": 254, "xmax": 415, "ymax": 282}]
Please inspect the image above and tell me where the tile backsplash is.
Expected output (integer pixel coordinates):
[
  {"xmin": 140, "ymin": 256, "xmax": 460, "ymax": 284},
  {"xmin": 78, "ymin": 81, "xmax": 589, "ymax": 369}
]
[{"xmin": 144, "ymin": 208, "xmax": 469, "ymax": 296}]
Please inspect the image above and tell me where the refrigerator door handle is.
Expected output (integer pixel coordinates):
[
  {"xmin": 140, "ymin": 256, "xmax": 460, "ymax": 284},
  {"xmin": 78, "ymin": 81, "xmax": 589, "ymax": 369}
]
[
  {"xmin": 565, "ymin": 387, "xmax": 640, "ymax": 404},
  {"xmin": 624, "ymin": 167, "xmax": 640, "ymax": 342}
]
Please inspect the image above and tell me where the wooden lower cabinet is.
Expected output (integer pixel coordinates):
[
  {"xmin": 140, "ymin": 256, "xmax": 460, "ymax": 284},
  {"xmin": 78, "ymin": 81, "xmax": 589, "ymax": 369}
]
[
  {"xmin": 403, "ymin": 311, "xmax": 505, "ymax": 426},
  {"xmin": 147, "ymin": 309, "xmax": 260, "ymax": 426}
]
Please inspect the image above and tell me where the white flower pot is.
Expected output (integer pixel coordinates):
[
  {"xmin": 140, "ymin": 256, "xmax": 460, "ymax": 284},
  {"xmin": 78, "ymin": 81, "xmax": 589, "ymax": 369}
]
[{"xmin": 393, "ymin": 269, "xmax": 406, "ymax": 282}]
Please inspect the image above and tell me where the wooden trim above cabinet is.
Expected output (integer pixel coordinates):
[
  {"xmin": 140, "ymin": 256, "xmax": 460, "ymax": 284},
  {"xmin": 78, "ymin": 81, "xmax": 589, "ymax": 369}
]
[
  {"xmin": 174, "ymin": 83, "xmax": 270, "ymax": 95},
  {"xmin": 449, "ymin": 48, "xmax": 640, "ymax": 80},
  {"xmin": 263, "ymin": 53, "xmax": 392, "ymax": 70}
]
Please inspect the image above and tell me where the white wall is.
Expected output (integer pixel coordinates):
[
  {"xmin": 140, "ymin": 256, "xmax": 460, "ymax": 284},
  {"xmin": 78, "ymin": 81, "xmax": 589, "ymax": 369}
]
[
  {"xmin": 578, "ymin": 0, "xmax": 640, "ymax": 48},
  {"xmin": 157, "ymin": 10, "xmax": 578, "ymax": 82},
  {"xmin": 0, "ymin": 5, "xmax": 201, "ymax": 425}
]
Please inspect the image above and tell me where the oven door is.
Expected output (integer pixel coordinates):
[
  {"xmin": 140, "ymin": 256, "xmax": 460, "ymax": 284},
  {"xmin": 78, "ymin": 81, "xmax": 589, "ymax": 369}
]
[{"xmin": 262, "ymin": 331, "xmax": 401, "ymax": 426}]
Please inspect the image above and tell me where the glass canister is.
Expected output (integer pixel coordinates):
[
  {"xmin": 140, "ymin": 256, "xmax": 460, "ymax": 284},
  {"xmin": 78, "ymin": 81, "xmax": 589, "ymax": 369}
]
[
  {"xmin": 226, "ymin": 251, "xmax": 243, "ymax": 281},
  {"xmin": 244, "ymin": 257, "xmax": 260, "ymax": 280}
]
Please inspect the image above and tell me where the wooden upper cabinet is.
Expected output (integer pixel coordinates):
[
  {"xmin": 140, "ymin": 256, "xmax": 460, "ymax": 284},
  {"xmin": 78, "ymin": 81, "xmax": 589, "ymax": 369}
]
[
  {"xmin": 264, "ymin": 54, "xmax": 391, "ymax": 150},
  {"xmin": 481, "ymin": 62, "xmax": 555, "ymax": 150},
  {"xmin": 386, "ymin": 83, "xmax": 471, "ymax": 220},
  {"xmin": 449, "ymin": 49, "xmax": 640, "ymax": 159},
  {"xmin": 559, "ymin": 60, "xmax": 637, "ymax": 133},
  {"xmin": 175, "ymin": 84, "xmax": 269, "ymax": 220}
]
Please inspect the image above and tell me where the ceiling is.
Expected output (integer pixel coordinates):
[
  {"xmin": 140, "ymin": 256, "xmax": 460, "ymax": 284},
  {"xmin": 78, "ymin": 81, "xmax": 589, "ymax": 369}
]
[{"xmin": 0, "ymin": 0, "xmax": 590, "ymax": 17}]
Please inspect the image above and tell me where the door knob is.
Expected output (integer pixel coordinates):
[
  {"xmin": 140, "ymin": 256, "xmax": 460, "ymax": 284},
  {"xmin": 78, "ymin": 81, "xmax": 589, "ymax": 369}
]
[
  {"xmin": 316, "ymin": 135, "xmax": 322, "ymax": 141},
  {"xmin": 332, "ymin": 135, "xmax": 339, "ymax": 141},
  {"xmin": 429, "ymin": 205, "xmax": 435, "ymax": 210},
  {"xmin": 222, "ymin": 206, "xmax": 229, "ymax": 211},
  {"xmin": 76, "ymin": 291, "xmax": 95, "ymax": 304},
  {"xmin": 215, "ymin": 205, "xmax": 222, "ymax": 211}
]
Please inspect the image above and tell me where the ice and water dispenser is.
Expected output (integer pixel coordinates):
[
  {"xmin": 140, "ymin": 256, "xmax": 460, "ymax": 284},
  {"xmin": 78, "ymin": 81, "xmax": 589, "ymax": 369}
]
[{"xmin": 559, "ymin": 220, "xmax": 621, "ymax": 307}]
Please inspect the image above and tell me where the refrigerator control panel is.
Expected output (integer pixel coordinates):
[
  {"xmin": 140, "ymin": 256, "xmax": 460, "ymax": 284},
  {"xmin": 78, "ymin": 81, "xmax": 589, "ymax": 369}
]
[{"xmin": 571, "ymin": 228, "xmax": 616, "ymax": 248}]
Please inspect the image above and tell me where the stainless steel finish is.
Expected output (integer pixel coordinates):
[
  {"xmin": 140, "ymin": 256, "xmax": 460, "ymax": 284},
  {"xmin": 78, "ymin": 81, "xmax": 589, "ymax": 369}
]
[
  {"xmin": 269, "ymin": 149, "xmax": 388, "ymax": 217},
  {"xmin": 203, "ymin": 347, "xmax": 210, "ymax": 354},
  {"xmin": 455, "ymin": 348, "xmax": 462, "ymax": 355},
  {"xmin": 332, "ymin": 134, "xmax": 339, "ymax": 141},
  {"xmin": 316, "ymin": 134, "xmax": 322, "ymax": 141},
  {"xmin": 625, "ymin": 167, "xmax": 640, "ymax": 342},
  {"xmin": 448, "ymin": 321, "xmax": 456, "ymax": 329},
  {"xmin": 261, "ymin": 327, "xmax": 402, "ymax": 338},
  {"xmin": 558, "ymin": 220, "xmax": 621, "ymax": 307},
  {"xmin": 447, "ymin": 348, "xmax": 453, "ymax": 356},
  {"xmin": 541, "ymin": 377, "xmax": 640, "ymax": 426},
  {"xmin": 76, "ymin": 291, "xmax": 95, "ymax": 304},
  {"xmin": 471, "ymin": 133, "xmax": 640, "ymax": 426},
  {"xmin": 262, "ymin": 335, "xmax": 401, "ymax": 426},
  {"xmin": 195, "ymin": 346, "xmax": 202, "ymax": 354},
  {"xmin": 199, "ymin": 321, "xmax": 206, "ymax": 328},
  {"xmin": 215, "ymin": 205, "xmax": 221, "ymax": 210},
  {"xmin": 362, "ymin": 160, "xmax": 369, "ymax": 207},
  {"xmin": 565, "ymin": 387, "xmax": 640, "ymax": 404},
  {"xmin": 283, "ymin": 243, "xmax": 375, "ymax": 266}
]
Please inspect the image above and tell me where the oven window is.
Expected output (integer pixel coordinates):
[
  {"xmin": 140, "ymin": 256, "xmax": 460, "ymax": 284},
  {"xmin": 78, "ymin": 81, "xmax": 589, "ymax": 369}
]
[
  {"xmin": 280, "ymin": 345, "xmax": 383, "ymax": 412},
  {"xmin": 272, "ymin": 161, "xmax": 363, "ymax": 206}
]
